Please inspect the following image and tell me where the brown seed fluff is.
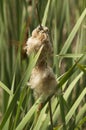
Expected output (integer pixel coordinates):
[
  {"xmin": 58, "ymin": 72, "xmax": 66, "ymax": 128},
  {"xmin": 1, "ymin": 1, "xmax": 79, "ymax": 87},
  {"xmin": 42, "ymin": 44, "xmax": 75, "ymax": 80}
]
[
  {"xmin": 25, "ymin": 25, "xmax": 57, "ymax": 101},
  {"xmin": 30, "ymin": 65, "xmax": 57, "ymax": 100},
  {"xmin": 25, "ymin": 26, "xmax": 53, "ymax": 58}
]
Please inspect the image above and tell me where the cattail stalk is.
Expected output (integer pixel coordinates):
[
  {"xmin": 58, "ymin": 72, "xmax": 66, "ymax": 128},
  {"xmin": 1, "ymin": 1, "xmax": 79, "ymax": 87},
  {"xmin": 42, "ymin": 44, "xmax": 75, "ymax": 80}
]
[{"xmin": 25, "ymin": 13, "xmax": 57, "ymax": 128}]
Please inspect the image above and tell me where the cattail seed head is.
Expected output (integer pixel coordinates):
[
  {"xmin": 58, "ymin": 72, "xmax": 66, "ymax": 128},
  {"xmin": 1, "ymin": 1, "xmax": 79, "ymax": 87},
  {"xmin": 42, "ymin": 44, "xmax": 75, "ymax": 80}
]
[
  {"xmin": 25, "ymin": 25, "xmax": 53, "ymax": 57},
  {"xmin": 30, "ymin": 65, "xmax": 57, "ymax": 100},
  {"xmin": 25, "ymin": 25, "xmax": 57, "ymax": 102}
]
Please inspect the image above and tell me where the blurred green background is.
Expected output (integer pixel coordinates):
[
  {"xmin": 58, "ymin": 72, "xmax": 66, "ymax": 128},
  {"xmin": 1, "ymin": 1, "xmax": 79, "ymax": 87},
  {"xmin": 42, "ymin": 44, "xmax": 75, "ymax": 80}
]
[{"xmin": 0, "ymin": 0, "xmax": 86, "ymax": 130}]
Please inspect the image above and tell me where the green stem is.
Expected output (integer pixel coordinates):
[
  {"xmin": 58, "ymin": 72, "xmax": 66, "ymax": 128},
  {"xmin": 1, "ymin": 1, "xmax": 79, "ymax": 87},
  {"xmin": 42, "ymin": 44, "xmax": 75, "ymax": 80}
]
[{"xmin": 49, "ymin": 99, "xmax": 53, "ymax": 130}]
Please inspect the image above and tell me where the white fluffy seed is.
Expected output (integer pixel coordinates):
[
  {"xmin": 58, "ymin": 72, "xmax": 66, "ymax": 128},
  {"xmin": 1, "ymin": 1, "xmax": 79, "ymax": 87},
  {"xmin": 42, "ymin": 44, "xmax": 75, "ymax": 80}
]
[{"xmin": 29, "ymin": 65, "xmax": 57, "ymax": 100}]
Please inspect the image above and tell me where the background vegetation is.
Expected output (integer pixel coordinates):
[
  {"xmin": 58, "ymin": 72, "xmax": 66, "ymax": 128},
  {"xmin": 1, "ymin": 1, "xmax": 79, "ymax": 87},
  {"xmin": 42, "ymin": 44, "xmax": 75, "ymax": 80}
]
[{"xmin": 0, "ymin": 0, "xmax": 86, "ymax": 130}]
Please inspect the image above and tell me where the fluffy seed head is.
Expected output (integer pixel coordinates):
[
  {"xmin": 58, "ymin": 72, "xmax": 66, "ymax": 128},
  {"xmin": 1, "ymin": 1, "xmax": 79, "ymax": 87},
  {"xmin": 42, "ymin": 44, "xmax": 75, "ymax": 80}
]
[
  {"xmin": 29, "ymin": 65, "xmax": 57, "ymax": 100},
  {"xmin": 24, "ymin": 25, "xmax": 53, "ymax": 57},
  {"xmin": 25, "ymin": 25, "xmax": 57, "ymax": 101}
]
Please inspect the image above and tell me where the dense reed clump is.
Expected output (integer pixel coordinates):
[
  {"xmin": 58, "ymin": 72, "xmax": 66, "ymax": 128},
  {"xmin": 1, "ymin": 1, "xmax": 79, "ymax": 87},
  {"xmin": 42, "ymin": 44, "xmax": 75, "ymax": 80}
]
[{"xmin": 0, "ymin": 1, "xmax": 86, "ymax": 130}]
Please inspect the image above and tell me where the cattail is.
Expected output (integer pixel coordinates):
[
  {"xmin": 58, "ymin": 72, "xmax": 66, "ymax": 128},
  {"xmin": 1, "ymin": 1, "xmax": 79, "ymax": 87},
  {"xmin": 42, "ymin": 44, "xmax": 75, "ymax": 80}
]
[
  {"xmin": 24, "ymin": 25, "xmax": 53, "ymax": 57},
  {"xmin": 30, "ymin": 65, "xmax": 57, "ymax": 100},
  {"xmin": 25, "ymin": 25, "xmax": 57, "ymax": 101}
]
